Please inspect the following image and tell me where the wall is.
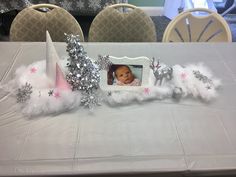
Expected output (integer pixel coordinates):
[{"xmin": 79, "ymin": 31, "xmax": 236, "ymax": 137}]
[
  {"xmin": 128, "ymin": 0, "xmax": 165, "ymax": 16},
  {"xmin": 128, "ymin": 0, "xmax": 165, "ymax": 7}
]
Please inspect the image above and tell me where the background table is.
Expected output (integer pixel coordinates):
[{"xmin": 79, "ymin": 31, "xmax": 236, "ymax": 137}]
[{"xmin": 0, "ymin": 42, "xmax": 236, "ymax": 176}]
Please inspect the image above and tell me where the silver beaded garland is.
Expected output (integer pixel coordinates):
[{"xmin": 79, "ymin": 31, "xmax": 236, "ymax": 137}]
[
  {"xmin": 95, "ymin": 55, "xmax": 113, "ymax": 71},
  {"xmin": 193, "ymin": 70, "xmax": 213, "ymax": 89}
]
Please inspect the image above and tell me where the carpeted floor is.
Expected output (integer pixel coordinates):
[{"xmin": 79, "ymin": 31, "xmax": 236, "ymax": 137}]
[
  {"xmin": 151, "ymin": 16, "xmax": 170, "ymax": 42},
  {"xmin": 226, "ymin": 14, "xmax": 236, "ymax": 41}
]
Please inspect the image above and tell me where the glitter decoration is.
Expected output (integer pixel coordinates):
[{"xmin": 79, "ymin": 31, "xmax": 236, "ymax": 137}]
[
  {"xmin": 81, "ymin": 91, "xmax": 100, "ymax": 109},
  {"xmin": 107, "ymin": 91, "xmax": 112, "ymax": 96},
  {"xmin": 180, "ymin": 72, "xmax": 187, "ymax": 80},
  {"xmin": 144, "ymin": 88, "xmax": 150, "ymax": 95},
  {"xmin": 172, "ymin": 87, "xmax": 183, "ymax": 100},
  {"xmin": 48, "ymin": 90, "xmax": 54, "ymax": 96},
  {"xmin": 16, "ymin": 82, "xmax": 33, "ymax": 103},
  {"xmin": 95, "ymin": 55, "xmax": 113, "ymax": 71},
  {"xmin": 193, "ymin": 70, "xmax": 213, "ymax": 85},
  {"xmin": 150, "ymin": 58, "xmax": 173, "ymax": 85},
  {"xmin": 53, "ymin": 91, "xmax": 60, "ymax": 98},
  {"xmin": 65, "ymin": 33, "xmax": 100, "ymax": 108},
  {"xmin": 206, "ymin": 85, "xmax": 212, "ymax": 90},
  {"xmin": 30, "ymin": 67, "xmax": 37, "ymax": 73}
]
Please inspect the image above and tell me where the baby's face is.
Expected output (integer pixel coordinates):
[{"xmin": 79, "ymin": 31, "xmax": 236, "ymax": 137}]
[{"xmin": 115, "ymin": 66, "xmax": 134, "ymax": 84}]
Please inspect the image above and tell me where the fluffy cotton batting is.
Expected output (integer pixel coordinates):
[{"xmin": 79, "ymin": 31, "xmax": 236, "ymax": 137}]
[
  {"xmin": 2, "ymin": 58, "xmax": 221, "ymax": 115},
  {"xmin": 12, "ymin": 59, "xmax": 82, "ymax": 117},
  {"xmin": 172, "ymin": 63, "xmax": 221, "ymax": 101},
  {"xmin": 105, "ymin": 63, "xmax": 221, "ymax": 105}
]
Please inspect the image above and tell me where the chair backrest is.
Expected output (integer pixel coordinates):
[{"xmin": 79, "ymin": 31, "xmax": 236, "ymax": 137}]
[
  {"xmin": 88, "ymin": 3, "xmax": 156, "ymax": 42},
  {"xmin": 10, "ymin": 4, "xmax": 84, "ymax": 42},
  {"xmin": 162, "ymin": 8, "xmax": 232, "ymax": 42}
]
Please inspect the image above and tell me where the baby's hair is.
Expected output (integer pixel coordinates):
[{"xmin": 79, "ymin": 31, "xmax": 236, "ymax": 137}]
[
  {"xmin": 107, "ymin": 65, "xmax": 122, "ymax": 85},
  {"xmin": 113, "ymin": 65, "xmax": 131, "ymax": 77}
]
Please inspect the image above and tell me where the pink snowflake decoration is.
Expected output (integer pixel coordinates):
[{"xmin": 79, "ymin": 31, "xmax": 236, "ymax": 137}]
[
  {"xmin": 144, "ymin": 88, "xmax": 150, "ymax": 95},
  {"xmin": 30, "ymin": 67, "xmax": 37, "ymax": 73},
  {"xmin": 53, "ymin": 91, "xmax": 60, "ymax": 99},
  {"xmin": 180, "ymin": 72, "xmax": 187, "ymax": 80}
]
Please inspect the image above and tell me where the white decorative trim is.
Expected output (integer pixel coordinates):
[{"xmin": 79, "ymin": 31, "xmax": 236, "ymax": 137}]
[
  {"xmin": 100, "ymin": 56, "xmax": 150, "ymax": 91},
  {"xmin": 140, "ymin": 6, "xmax": 164, "ymax": 16}
]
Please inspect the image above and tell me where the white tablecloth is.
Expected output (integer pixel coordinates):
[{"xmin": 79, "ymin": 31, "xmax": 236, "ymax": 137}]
[
  {"xmin": 0, "ymin": 42, "xmax": 236, "ymax": 176},
  {"xmin": 164, "ymin": 0, "xmax": 217, "ymax": 19}
]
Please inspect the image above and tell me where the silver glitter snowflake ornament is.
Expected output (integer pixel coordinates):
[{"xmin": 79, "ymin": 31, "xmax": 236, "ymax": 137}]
[
  {"xmin": 95, "ymin": 55, "xmax": 113, "ymax": 71},
  {"xmin": 193, "ymin": 70, "xmax": 213, "ymax": 89},
  {"xmin": 16, "ymin": 82, "xmax": 33, "ymax": 103},
  {"xmin": 172, "ymin": 87, "xmax": 183, "ymax": 100}
]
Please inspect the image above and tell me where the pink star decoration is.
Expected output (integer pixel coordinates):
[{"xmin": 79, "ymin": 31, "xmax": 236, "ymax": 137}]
[
  {"xmin": 30, "ymin": 67, "xmax": 37, "ymax": 73},
  {"xmin": 144, "ymin": 88, "xmax": 150, "ymax": 95},
  {"xmin": 53, "ymin": 91, "xmax": 60, "ymax": 98},
  {"xmin": 180, "ymin": 72, "xmax": 187, "ymax": 80}
]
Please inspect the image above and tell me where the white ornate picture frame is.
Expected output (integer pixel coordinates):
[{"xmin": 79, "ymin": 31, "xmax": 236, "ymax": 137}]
[{"xmin": 100, "ymin": 56, "xmax": 150, "ymax": 91}]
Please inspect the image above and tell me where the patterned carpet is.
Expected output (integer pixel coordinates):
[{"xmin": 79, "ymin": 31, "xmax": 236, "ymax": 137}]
[
  {"xmin": 151, "ymin": 16, "xmax": 171, "ymax": 42},
  {"xmin": 226, "ymin": 14, "xmax": 236, "ymax": 42}
]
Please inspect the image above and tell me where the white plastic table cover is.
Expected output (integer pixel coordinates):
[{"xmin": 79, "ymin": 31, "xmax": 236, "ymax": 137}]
[{"xmin": 0, "ymin": 42, "xmax": 236, "ymax": 176}]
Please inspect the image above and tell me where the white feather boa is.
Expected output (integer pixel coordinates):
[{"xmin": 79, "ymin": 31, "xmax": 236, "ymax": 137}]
[
  {"xmin": 105, "ymin": 63, "xmax": 221, "ymax": 105},
  {"xmin": 2, "ymin": 59, "xmax": 81, "ymax": 117},
  {"xmin": 1, "ymin": 59, "xmax": 220, "ymax": 117}
]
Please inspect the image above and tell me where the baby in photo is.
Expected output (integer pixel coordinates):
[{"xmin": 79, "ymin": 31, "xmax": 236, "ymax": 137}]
[{"xmin": 114, "ymin": 65, "xmax": 141, "ymax": 86}]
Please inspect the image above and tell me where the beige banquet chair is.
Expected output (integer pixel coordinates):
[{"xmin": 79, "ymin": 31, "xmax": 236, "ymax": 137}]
[
  {"xmin": 162, "ymin": 8, "xmax": 232, "ymax": 42},
  {"xmin": 10, "ymin": 4, "xmax": 84, "ymax": 42},
  {"xmin": 88, "ymin": 3, "xmax": 156, "ymax": 42}
]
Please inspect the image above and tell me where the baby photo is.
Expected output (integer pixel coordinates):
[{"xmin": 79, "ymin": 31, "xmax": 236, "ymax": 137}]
[{"xmin": 107, "ymin": 64, "xmax": 143, "ymax": 86}]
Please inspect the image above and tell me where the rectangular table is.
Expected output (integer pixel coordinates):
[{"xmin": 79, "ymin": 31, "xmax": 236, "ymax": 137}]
[{"xmin": 0, "ymin": 42, "xmax": 236, "ymax": 176}]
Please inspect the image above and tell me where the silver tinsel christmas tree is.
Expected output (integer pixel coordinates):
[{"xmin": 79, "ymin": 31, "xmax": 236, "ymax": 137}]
[{"xmin": 65, "ymin": 34, "xmax": 100, "ymax": 109}]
